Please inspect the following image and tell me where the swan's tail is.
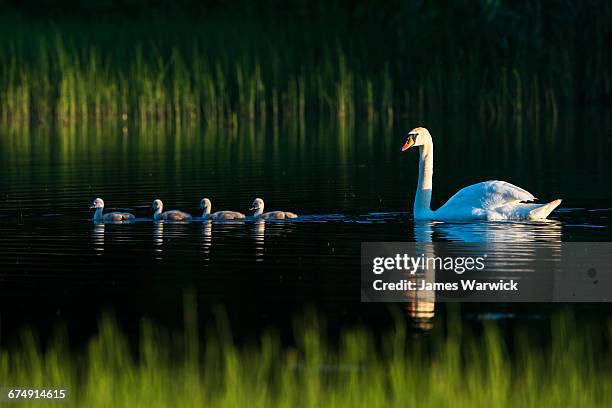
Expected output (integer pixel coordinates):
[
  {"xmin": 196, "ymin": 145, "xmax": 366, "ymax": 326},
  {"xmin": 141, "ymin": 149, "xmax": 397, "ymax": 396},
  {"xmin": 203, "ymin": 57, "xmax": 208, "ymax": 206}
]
[
  {"xmin": 285, "ymin": 212, "xmax": 298, "ymax": 219},
  {"xmin": 528, "ymin": 199, "xmax": 562, "ymax": 220}
]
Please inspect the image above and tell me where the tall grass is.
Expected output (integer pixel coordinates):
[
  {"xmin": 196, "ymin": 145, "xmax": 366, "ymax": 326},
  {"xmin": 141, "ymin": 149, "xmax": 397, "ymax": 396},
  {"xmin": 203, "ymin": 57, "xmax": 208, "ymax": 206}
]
[
  {"xmin": 1, "ymin": 308, "xmax": 611, "ymax": 407},
  {"xmin": 0, "ymin": 1, "xmax": 610, "ymax": 130}
]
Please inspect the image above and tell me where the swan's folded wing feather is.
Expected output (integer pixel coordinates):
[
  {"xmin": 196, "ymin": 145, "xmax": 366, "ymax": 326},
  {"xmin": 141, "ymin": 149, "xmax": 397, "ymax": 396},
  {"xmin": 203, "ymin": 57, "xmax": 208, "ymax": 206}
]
[
  {"xmin": 482, "ymin": 180, "xmax": 535, "ymax": 206},
  {"xmin": 440, "ymin": 180, "xmax": 535, "ymax": 211}
]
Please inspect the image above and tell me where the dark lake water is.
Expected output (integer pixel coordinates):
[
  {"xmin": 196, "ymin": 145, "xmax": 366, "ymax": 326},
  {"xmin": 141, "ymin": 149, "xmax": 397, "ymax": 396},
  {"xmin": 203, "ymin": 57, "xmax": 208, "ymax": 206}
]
[{"xmin": 0, "ymin": 110, "xmax": 611, "ymax": 344}]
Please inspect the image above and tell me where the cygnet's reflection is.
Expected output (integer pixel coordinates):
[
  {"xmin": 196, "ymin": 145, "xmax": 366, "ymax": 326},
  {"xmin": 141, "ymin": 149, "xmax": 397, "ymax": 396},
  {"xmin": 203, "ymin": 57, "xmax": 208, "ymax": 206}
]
[
  {"xmin": 201, "ymin": 220, "xmax": 212, "ymax": 257},
  {"xmin": 153, "ymin": 221, "xmax": 164, "ymax": 258},
  {"xmin": 153, "ymin": 220, "xmax": 191, "ymax": 259},
  {"xmin": 254, "ymin": 220, "xmax": 265, "ymax": 260},
  {"xmin": 92, "ymin": 223, "xmax": 105, "ymax": 253},
  {"xmin": 251, "ymin": 219, "xmax": 297, "ymax": 260},
  {"xmin": 198, "ymin": 219, "xmax": 248, "ymax": 260}
]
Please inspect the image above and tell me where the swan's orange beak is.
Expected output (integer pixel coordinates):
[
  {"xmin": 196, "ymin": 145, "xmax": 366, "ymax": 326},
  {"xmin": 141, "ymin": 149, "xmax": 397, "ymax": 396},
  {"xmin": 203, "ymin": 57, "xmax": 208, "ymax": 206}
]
[{"xmin": 401, "ymin": 136, "xmax": 415, "ymax": 151}]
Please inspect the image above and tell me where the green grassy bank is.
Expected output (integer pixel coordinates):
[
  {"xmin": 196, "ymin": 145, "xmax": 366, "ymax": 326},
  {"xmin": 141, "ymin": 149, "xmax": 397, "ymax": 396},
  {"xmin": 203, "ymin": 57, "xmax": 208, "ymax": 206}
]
[{"xmin": 1, "ymin": 310, "xmax": 611, "ymax": 407}]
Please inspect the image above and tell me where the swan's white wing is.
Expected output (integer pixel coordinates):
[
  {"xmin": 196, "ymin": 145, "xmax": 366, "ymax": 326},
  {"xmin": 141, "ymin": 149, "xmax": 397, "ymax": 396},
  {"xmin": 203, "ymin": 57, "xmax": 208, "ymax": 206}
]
[{"xmin": 439, "ymin": 180, "xmax": 535, "ymax": 212}]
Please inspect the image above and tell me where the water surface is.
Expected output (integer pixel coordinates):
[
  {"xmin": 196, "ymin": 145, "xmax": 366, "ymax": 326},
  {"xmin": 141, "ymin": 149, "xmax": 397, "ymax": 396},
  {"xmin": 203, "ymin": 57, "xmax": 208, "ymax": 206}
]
[{"xmin": 0, "ymin": 113, "xmax": 610, "ymax": 342}]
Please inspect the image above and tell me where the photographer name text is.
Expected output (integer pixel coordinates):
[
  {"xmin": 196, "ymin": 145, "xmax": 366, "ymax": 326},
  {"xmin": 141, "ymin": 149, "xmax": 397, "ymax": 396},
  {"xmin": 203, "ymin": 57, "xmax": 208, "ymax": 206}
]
[{"xmin": 372, "ymin": 279, "xmax": 518, "ymax": 292}]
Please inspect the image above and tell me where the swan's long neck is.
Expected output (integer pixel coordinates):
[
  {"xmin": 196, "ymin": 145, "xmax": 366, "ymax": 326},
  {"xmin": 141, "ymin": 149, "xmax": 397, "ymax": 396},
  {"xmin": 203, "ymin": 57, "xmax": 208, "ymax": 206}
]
[
  {"xmin": 202, "ymin": 207, "xmax": 210, "ymax": 217},
  {"xmin": 93, "ymin": 207, "xmax": 104, "ymax": 221},
  {"xmin": 154, "ymin": 206, "xmax": 162, "ymax": 220},
  {"xmin": 254, "ymin": 205, "xmax": 264, "ymax": 217},
  {"xmin": 414, "ymin": 142, "xmax": 434, "ymax": 217}
]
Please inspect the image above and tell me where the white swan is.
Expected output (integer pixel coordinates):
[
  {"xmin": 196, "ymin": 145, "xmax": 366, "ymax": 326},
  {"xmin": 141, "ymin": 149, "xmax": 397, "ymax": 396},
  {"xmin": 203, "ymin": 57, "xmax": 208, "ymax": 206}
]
[
  {"xmin": 250, "ymin": 198, "xmax": 298, "ymax": 219},
  {"xmin": 90, "ymin": 198, "xmax": 135, "ymax": 222},
  {"xmin": 152, "ymin": 199, "xmax": 192, "ymax": 221},
  {"xmin": 200, "ymin": 198, "xmax": 245, "ymax": 220},
  {"xmin": 401, "ymin": 127, "xmax": 562, "ymax": 221}
]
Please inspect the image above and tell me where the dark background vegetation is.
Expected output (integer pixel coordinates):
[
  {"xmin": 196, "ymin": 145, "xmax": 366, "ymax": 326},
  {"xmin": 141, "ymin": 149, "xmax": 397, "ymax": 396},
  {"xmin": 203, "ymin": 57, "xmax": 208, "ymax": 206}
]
[{"xmin": 0, "ymin": 0, "xmax": 609, "ymax": 129}]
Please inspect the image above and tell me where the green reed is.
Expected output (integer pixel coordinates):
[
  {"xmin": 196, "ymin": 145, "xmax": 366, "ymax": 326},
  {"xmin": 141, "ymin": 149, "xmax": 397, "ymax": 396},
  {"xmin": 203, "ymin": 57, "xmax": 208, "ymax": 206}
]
[
  {"xmin": 1, "ymin": 307, "xmax": 611, "ymax": 407},
  {"xmin": 0, "ymin": 1, "xmax": 610, "ymax": 130}
]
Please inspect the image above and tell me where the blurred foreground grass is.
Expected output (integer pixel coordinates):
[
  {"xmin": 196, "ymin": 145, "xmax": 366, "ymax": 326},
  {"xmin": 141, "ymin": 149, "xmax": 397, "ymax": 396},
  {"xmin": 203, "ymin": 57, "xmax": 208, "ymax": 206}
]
[{"xmin": 1, "ymin": 308, "xmax": 611, "ymax": 407}]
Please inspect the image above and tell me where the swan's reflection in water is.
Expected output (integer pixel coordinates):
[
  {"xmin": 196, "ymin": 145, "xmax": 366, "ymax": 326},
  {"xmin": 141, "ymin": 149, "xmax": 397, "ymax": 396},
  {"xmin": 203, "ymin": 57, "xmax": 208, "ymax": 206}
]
[
  {"xmin": 92, "ymin": 223, "xmax": 105, "ymax": 253},
  {"xmin": 433, "ymin": 219, "xmax": 563, "ymax": 243},
  {"xmin": 408, "ymin": 220, "xmax": 563, "ymax": 330},
  {"xmin": 409, "ymin": 222, "xmax": 436, "ymax": 330}
]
